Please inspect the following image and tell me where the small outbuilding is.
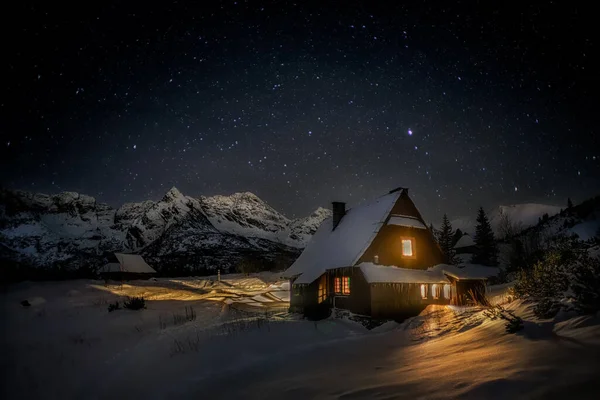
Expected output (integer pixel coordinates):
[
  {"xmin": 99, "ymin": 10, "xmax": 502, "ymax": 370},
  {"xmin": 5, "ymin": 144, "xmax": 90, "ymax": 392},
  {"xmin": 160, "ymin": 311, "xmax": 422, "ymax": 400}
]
[
  {"xmin": 283, "ymin": 188, "xmax": 496, "ymax": 319},
  {"xmin": 99, "ymin": 253, "xmax": 156, "ymax": 280}
]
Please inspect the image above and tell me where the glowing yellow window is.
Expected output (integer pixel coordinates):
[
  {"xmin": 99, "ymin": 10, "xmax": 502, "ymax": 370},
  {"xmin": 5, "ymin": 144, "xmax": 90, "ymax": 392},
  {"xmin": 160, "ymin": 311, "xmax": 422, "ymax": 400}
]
[
  {"xmin": 420, "ymin": 284, "xmax": 428, "ymax": 299},
  {"xmin": 334, "ymin": 277, "xmax": 350, "ymax": 295},
  {"xmin": 432, "ymin": 284, "xmax": 441, "ymax": 299},
  {"xmin": 443, "ymin": 284, "xmax": 451, "ymax": 299},
  {"xmin": 401, "ymin": 238, "xmax": 415, "ymax": 257}
]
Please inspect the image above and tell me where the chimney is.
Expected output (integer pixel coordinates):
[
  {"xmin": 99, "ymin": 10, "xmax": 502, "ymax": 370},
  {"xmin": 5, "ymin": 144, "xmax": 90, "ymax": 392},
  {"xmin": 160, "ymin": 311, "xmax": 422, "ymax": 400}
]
[{"xmin": 332, "ymin": 201, "xmax": 346, "ymax": 230}]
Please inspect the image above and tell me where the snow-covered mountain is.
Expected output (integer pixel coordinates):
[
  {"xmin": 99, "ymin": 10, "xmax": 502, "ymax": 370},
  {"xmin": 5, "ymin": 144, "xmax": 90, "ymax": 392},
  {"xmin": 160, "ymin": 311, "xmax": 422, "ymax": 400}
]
[
  {"xmin": 0, "ymin": 187, "xmax": 331, "ymax": 276},
  {"xmin": 449, "ymin": 203, "xmax": 563, "ymax": 235}
]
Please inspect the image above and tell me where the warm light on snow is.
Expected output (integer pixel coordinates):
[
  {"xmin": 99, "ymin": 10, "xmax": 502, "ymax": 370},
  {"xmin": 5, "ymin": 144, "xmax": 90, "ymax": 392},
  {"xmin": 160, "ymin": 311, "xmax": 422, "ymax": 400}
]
[{"xmin": 3, "ymin": 279, "xmax": 600, "ymax": 399}]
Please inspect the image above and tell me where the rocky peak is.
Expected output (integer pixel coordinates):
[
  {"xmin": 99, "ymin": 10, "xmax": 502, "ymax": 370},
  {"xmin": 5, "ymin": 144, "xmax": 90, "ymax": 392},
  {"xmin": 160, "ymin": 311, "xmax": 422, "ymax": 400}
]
[{"xmin": 161, "ymin": 186, "xmax": 185, "ymax": 203}]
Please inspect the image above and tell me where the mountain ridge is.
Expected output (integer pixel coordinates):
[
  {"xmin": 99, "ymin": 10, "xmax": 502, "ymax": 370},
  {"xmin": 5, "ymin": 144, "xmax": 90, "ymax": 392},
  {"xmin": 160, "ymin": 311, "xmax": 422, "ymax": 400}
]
[{"xmin": 0, "ymin": 187, "xmax": 332, "ymax": 276}]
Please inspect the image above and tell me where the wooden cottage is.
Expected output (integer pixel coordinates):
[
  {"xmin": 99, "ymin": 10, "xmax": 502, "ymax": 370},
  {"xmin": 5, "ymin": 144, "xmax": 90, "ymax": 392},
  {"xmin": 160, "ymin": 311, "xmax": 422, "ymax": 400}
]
[{"xmin": 283, "ymin": 188, "xmax": 495, "ymax": 319}]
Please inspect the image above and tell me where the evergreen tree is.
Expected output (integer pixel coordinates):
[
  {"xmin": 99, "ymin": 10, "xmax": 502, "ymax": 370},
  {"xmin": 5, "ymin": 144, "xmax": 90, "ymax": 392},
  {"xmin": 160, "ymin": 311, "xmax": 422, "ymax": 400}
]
[
  {"xmin": 472, "ymin": 207, "xmax": 497, "ymax": 266},
  {"xmin": 567, "ymin": 198, "xmax": 574, "ymax": 209},
  {"xmin": 429, "ymin": 223, "xmax": 439, "ymax": 243},
  {"xmin": 438, "ymin": 214, "xmax": 458, "ymax": 264},
  {"xmin": 452, "ymin": 228, "xmax": 463, "ymax": 247}
]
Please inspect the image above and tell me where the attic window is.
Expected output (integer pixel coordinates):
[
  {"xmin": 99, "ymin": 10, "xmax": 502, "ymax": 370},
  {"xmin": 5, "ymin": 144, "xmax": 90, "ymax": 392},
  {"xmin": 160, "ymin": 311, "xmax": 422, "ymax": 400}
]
[
  {"xmin": 401, "ymin": 237, "xmax": 416, "ymax": 258},
  {"xmin": 420, "ymin": 284, "xmax": 428, "ymax": 299},
  {"xmin": 334, "ymin": 277, "xmax": 351, "ymax": 295}
]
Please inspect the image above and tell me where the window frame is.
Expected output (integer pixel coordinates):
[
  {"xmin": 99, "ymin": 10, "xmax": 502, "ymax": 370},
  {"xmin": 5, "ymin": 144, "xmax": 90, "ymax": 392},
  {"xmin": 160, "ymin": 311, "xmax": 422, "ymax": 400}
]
[
  {"xmin": 420, "ymin": 283, "xmax": 428, "ymax": 299},
  {"xmin": 317, "ymin": 275, "xmax": 327, "ymax": 303},
  {"xmin": 431, "ymin": 283, "xmax": 441, "ymax": 299},
  {"xmin": 400, "ymin": 236, "xmax": 417, "ymax": 259},
  {"xmin": 334, "ymin": 276, "xmax": 351, "ymax": 296},
  {"xmin": 443, "ymin": 284, "xmax": 451, "ymax": 300}
]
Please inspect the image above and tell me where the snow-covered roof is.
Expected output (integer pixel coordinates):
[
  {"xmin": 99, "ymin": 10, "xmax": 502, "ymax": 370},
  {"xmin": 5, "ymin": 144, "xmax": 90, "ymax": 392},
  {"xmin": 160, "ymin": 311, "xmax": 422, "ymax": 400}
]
[
  {"xmin": 429, "ymin": 264, "xmax": 498, "ymax": 280},
  {"xmin": 359, "ymin": 262, "xmax": 449, "ymax": 284},
  {"xmin": 283, "ymin": 191, "xmax": 402, "ymax": 284},
  {"xmin": 387, "ymin": 215, "xmax": 426, "ymax": 229},
  {"xmin": 99, "ymin": 253, "xmax": 156, "ymax": 274},
  {"xmin": 99, "ymin": 263, "xmax": 122, "ymax": 273},
  {"xmin": 454, "ymin": 234, "xmax": 475, "ymax": 249}
]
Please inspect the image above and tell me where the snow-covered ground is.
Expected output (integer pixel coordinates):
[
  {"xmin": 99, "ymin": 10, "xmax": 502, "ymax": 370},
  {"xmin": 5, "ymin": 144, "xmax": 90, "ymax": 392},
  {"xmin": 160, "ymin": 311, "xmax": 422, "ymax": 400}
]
[{"xmin": 2, "ymin": 276, "xmax": 599, "ymax": 399}]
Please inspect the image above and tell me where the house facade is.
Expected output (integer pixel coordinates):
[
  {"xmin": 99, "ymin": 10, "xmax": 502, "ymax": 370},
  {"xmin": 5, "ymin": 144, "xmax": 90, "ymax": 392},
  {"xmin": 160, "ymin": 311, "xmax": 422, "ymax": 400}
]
[{"xmin": 283, "ymin": 188, "xmax": 492, "ymax": 319}]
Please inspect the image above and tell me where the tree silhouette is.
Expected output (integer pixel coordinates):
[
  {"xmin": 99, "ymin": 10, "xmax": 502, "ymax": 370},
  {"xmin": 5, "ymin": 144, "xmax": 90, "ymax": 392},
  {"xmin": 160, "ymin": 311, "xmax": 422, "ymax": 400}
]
[{"xmin": 472, "ymin": 207, "xmax": 497, "ymax": 266}]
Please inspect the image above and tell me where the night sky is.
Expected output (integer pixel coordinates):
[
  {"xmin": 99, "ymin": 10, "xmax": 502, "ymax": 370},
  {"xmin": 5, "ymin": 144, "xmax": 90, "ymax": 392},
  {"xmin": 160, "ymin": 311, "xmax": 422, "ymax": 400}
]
[{"xmin": 2, "ymin": 1, "xmax": 598, "ymax": 220}]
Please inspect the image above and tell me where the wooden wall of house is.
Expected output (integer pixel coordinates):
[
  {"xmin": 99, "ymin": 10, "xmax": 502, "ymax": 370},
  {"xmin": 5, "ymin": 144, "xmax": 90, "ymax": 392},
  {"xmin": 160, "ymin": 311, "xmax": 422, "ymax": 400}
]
[
  {"xmin": 370, "ymin": 283, "xmax": 425, "ymax": 319},
  {"xmin": 327, "ymin": 267, "xmax": 371, "ymax": 316},
  {"xmin": 455, "ymin": 245, "xmax": 476, "ymax": 255},
  {"xmin": 359, "ymin": 224, "xmax": 444, "ymax": 269},
  {"xmin": 370, "ymin": 282, "xmax": 451, "ymax": 319}
]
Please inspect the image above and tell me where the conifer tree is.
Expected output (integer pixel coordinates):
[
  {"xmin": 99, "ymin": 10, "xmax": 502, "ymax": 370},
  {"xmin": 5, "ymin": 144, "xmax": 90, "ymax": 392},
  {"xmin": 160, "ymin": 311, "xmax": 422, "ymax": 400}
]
[
  {"xmin": 452, "ymin": 228, "xmax": 463, "ymax": 247},
  {"xmin": 567, "ymin": 198, "xmax": 574, "ymax": 209},
  {"xmin": 438, "ymin": 214, "xmax": 458, "ymax": 264},
  {"xmin": 429, "ymin": 223, "xmax": 439, "ymax": 243},
  {"xmin": 472, "ymin": 207, "xmax": 497, "ymax": 266}
]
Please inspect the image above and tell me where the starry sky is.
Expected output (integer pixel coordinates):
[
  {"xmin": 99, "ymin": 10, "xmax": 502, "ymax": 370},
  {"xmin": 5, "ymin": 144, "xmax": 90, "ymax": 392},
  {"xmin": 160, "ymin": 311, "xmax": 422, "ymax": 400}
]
[{"xmin": 1, "ymin": 1, "xmax": 598, "ymax": 221}]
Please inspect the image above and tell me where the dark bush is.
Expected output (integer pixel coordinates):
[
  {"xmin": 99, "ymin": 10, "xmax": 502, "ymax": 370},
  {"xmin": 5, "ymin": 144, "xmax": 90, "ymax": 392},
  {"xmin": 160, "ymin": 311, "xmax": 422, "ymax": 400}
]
[
  {"xmin": 123, "ymin": 296, "xmax": 146, "ymax": 310},
  {"xmin": 513, "ymin": 243, "xmax": 574, "ymax": 318},
  {"xmin": 108, "ymin": 301, "xmax": 120, "ymax": 312},
  {"xmin": 570, "ymin": 255, "xmax": 600, "ymax": 315}
]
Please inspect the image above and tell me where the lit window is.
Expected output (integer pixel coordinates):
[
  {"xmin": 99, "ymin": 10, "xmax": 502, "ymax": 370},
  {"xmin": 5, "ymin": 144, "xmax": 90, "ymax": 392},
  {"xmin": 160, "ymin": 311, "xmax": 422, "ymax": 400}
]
[
  {"xmin": 335, "ymin": 277, "xmax": 351, "ymax": 295},
  {"xmin": 343, "ymin": 277, "xmax": 350, "ymax": 295},
  {"xmin": 318, "ymin": 275, "xmax": 327, "ymax": 303},
  {"xmin": 401, "ymin": 238, "xmax": 414, "ymax": 257},
  {"xmin": 420, "ymin": 284, "xmax": 428, "ymax": 299},
  {"xmin": 432, "ymin": 284, "xmax": 441, "ymax": 299},
  {"xmin": 443, "ymin": 284, "xmax": 451, "ymax": 299}
]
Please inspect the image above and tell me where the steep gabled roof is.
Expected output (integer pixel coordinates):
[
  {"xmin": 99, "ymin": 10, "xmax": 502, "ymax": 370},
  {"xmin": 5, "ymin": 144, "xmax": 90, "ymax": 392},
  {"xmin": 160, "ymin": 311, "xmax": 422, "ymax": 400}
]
[
  {"xmin": 282, "ymin": 191, "xmax": 402, "ymax": 284},
  {"xmin": 99, "ymin": 253, "xmax": 156, "ymax": 274},
  {"xmin": 454, "ymin": 234, "xmax": 475, "ymax": 249}
]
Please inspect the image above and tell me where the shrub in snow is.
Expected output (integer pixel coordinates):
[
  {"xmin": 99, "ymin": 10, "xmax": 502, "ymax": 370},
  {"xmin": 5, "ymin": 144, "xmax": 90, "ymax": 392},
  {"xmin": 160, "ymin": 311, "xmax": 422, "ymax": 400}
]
[
  {"xmin": 570, "ymin": 255, "xmax": 600, "ymax": 315},
  {"xmin": 514, "ymin": 251, "xmax": 569, "ymax": 318},
  {"xmin": 513, "ymin": 237, "xmax": 587, "ymax": 318},
  {"xmin": 107, "ymin": 301, "xmax": 120, "ymax": 312},
  {"xmin": 482, "ymin": 305, "xmax": 524, "ymax": 334},
  {"xmin": 123, "ymin": 296, "xmax": 146, "ymax": 310}
]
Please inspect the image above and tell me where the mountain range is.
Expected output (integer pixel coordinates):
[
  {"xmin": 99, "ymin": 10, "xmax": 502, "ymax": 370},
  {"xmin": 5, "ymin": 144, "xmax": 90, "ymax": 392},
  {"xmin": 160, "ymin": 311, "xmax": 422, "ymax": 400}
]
[{"xmin": 0, "ymin": 187, "xmax": 331, "ymax": 277}]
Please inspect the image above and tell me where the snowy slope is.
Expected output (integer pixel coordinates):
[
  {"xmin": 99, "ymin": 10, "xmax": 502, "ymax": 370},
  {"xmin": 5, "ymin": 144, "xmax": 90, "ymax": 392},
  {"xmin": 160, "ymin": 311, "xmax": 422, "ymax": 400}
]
[
  {"xmin": 0, "ymin": 187, "xmax": 330, "ymax": 274},
  {"xmin": 3, "ymin": 279, "xmax": 600, "ymax": 399},
  {"xmin": 520, "ymin": 196, "xmax": 600, "ymax": 242}
]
